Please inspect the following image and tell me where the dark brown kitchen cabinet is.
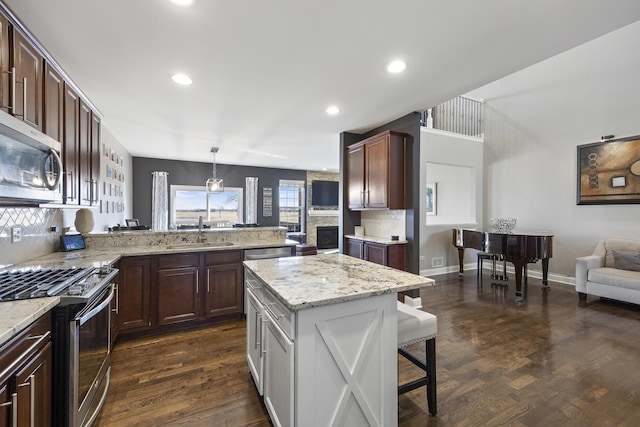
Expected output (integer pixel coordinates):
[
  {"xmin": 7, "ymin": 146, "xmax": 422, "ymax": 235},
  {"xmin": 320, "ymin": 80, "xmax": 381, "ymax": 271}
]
[
  {"xmin": 157, "ymin": 253, "xmax": 200, "ymax": 326},
  {"xmin": 43, "ymin": 61, "xmax": 64, "ymax": 141},
  {"xmin": 116, "ymin": 256, "xmax": 152, "ymax": 332},
  {"xmin": 347, "ymin": 130, "xmax": 406, "ymax": 210},
  {"xmin": 11, "ymin": 29, "xmax": 42, "ymax": 130},
  {"xmin": 0, "ymin": 14, "xmax": 10, "ymax": 114},
  {"xmin": 62, "ymin": 83, "xmax": 80, "ymax": 204},
  {"xmin": 345, "ymin": 237, "xmax": 364, "ymax": 259},
  {"xmin": 203, "ymin": 251, "xmax": 244, "ymax": 318},
  {"xmin": 0, "ymin": 313, "xmax": 52, "ymax": 427},
  {"xmin": 79, "ymin": 100, "xmax": 99, "ymax": 206},
  {"xmin": 345, "ymin": 237, "xmax": 406, "ymax": 271}
]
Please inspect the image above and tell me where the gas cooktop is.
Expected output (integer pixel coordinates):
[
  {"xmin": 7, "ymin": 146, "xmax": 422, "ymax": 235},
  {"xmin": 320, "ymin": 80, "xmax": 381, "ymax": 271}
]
[{"xmin": 0, "ymin": 266, "xmax": 94, "ymax": 301}]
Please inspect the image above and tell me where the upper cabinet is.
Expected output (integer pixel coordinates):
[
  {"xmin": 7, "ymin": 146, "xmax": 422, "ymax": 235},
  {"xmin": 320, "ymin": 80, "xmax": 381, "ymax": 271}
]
[
  {"xmin": 347, "ymin": 130, "xmax": 406, "ymax": 210},
  {"xmin": 12, "ymin": 29, "xmax": 42, "ymax": 130},
  {"xmin": 0, "ymin": 5, "xmax": 102, "ymax": 206},
  {"xmin": 0, "ymin": 16, "xmax": 43, "ymax": 129}
]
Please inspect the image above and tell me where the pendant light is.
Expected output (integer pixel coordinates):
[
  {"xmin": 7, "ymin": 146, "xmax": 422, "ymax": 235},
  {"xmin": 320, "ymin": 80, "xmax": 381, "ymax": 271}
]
[{"xmin": 206, "ymin": 147, "xmax": 224, "ymax": 193}]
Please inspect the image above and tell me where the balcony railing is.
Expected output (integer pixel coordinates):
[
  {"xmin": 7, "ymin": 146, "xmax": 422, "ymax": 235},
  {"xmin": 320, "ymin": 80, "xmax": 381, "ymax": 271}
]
[{"xmin": 421, "ymin": 96, "xmax": 483, "ymax": 139}]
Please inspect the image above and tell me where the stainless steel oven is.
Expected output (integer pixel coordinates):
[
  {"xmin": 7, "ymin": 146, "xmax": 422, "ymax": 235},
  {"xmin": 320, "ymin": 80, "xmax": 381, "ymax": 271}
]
[
  {"xmin": 69, "ymin": 283, "xmax": 114, "ymax": 427},
  {"xmin": 0, "ymin": 264, "xmax": 118, "ymax": 426}
]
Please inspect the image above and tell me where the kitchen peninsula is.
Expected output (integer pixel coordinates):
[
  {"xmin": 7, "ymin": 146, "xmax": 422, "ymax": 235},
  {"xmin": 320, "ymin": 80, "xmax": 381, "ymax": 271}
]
[{"xmin": 244, "ymin": 254, "xmax": 435, "ymax": 427}]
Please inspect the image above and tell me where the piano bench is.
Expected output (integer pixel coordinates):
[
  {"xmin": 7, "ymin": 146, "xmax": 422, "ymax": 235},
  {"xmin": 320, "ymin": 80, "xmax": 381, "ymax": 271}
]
[
  {"xmin": 477, "ymin": 252, "xmax": 508, "ymax": 284},
  {"xmin": 397, "ymin": 301, "xmax": 437, "ymax": 416}
]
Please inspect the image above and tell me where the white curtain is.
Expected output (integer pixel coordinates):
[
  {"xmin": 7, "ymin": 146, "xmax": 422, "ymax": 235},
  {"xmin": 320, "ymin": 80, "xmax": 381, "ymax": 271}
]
[
  {"xmin": 151, "ymin": 171, "xmax": 169, "ymax": 231},
  {"xmin": 246, "ymin": 177, "xmax": 259, "ymax": 225}
]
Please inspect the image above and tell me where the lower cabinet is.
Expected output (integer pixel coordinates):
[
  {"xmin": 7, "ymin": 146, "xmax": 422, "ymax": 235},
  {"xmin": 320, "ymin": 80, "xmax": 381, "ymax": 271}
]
[
  {"xmin": 345, "ymin": 237, "xmax": 406, "ymax": 271},
  {"xmin": 157, "ymin": 253, "xmax": 201, "ymax": 326},
  {"xmin": 246, "ymin": 287, "xmax": 265, "ymax": 395},
  {"xmin": 263, "ymin": 310, "xmax": 294, "ymax": 427},
  {"xmin": 0, "ymin": 313, "xmax": 52, "ymax": 427},
  {"xmin": 115, "ymin": 250, "xmax": 244, "ymax": 337},
  {"xmin": 245, "ymin": 267, "xmax": 399, "ymax": 427},
  {"xmin": 116, "ymin": 256, "xmax": 152, "ymax": 332}
]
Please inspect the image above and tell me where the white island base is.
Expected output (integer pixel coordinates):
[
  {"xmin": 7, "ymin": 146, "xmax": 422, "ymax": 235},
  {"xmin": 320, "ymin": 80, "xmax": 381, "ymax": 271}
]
[
  {"xmin": 295, "ymin": 294, "xmax": 397, "ymax": 426},
  {"xmin": 245, "ymin": 254, "xmax": 434, "ymax": 427}
]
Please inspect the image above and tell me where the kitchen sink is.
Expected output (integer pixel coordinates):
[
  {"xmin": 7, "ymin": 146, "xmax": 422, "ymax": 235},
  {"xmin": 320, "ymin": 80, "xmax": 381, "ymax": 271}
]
[{"xmin": 165, "ymin": 242, "xmax": 234, "ymax": 249}]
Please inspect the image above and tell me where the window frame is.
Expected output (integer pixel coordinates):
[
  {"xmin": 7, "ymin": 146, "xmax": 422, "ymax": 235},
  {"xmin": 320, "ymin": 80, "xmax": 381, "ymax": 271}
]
[
  {"xmin": 278, "ymin": 179, "xmax": 306, "ymax": 233},
  {"xmin": 170, "ymin": 184, "xmax": 244, "ymax": 228}
]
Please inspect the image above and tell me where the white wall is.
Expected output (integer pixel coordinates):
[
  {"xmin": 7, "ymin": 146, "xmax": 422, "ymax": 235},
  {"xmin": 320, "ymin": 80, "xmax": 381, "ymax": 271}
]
[
  {"xmin": 466, "ymin": 20, "xmax": 640, "ymax": 280},
  {"xmin": 419, "ymin": 128, "xmax": 483, "ymax": 273}
]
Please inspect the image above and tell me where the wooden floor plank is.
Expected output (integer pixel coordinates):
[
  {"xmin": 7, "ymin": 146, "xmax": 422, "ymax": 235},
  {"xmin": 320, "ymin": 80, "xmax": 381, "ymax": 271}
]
[{"xmin": 95, "ymin": 271, "xmax": 640, "ymax": 426}]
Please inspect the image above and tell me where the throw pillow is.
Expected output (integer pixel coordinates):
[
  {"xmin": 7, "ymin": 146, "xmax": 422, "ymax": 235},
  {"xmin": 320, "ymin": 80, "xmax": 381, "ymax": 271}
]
[{"xmin": 612, "ymin": 250, "xmax": 640, "ymax": 272}]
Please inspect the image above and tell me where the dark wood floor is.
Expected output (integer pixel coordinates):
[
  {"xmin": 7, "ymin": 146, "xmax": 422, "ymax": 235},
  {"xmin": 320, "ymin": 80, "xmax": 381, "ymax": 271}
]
[{"xmin": 95, "ymin": 271, "xmax": 640, "ymax": 426}]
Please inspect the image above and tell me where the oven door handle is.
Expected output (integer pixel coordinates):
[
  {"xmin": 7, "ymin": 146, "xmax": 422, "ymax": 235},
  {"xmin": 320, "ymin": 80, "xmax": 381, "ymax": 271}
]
[{"xmin": 76, "ymin": 285, "xmax": 115, "ymax": 326}]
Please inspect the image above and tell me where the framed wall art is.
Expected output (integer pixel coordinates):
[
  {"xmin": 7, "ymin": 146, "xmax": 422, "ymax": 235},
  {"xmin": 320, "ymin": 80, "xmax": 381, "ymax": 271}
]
[
  {"xmin": 577, "ymin": 135, "xmax": 640, "ymax": 205},
  {"xmin": 426, "ymin": 182, "xmax": 437, "ymax": 216}
]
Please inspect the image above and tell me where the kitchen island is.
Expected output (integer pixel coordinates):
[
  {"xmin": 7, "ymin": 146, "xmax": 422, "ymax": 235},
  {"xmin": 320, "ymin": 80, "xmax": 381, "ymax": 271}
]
[{"xmin": 244, "ymin": 254, "xmax": 435, "ymax": 427}]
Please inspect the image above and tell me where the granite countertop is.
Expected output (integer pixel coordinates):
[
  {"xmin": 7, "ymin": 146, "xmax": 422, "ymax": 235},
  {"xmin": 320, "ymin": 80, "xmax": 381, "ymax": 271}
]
[
  {"xmin": 244, "ymin": 253, "xmax": 434, "ymax": 311},
  {"xmin": 0, "ymin": 231, "xmax": 296, "ymax": 346},
  {"xmin": 5, "ymin": 239, "xmax": 298, "ymax": 271},
  {"xmin": 0, "ymin": 297, "xmax": 60, "ymax": 347},
  {"xmin": 344, "ymin": 234, "xmax": 408, "ymax": 245}
]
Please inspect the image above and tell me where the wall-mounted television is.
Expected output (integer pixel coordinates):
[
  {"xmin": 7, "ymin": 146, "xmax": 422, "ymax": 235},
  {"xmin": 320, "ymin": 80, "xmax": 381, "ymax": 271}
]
[{"xmin": 311, "ymin": 180, "xmax": 338, "ymax": 206}]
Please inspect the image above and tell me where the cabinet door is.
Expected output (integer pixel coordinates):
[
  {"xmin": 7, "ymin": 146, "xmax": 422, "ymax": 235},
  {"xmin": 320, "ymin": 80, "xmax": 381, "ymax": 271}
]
[
  {"xmin": 347, "ymin": 145, "xmax": 365, "ymax": 209},
  {"xmin": 0, "ymin": 14, "xmax": 10, "ymax": 113},
  {"xmin": 117, "ymin": 257, "xmax": 152, "ymax": 331},
  {"xmin": 246, "ymin": 289, "xmax": 264, "ymax": 395},
  {"xmin": 203, "ymin": 263, "xmax": 243, "ymax": 318},
  {"xmin": 364, "ymin": 135, "xmax": 390, "ymax": 209},
  {"xmin": 90, "ymin": 112, "xmax": 101, "ymax": 205},
  {"xmin": 15, "ymin": 342, "xmax": 52, "ymax": 427},
  {"xmin": 364, "ymin": 241, "xmax": 388, "ymax": 266},
  {"xmin": 43, "ymin": 62, "xmax": 64, "ymax": 142},
  {"xmin": 110, "ymin": 283, "xmax": 119, "ymax": 348},
  {"xmin": 78, "ymin": 100, "xmax": 92, "ymax": 205},
  {"xmin": 345, "ymin": 238, "xmax": 364, "ymax": 259},
  {"xmin": 0, "ymin": 381, "xmax": 10, "ymax": 426},
  {"xmin": 12, "ymin": 30, "xmax": 42, "ymax": 130},
  {"xmin": 157, "ymin": 267, "xmax": 200, "ymax": 325},
  {"xmin": 264, "ymin": 313, "xmax": 294, "ymax": 427},
  {"xmin": 62, "ymin": 83, "xmax": 80, "ymax": 204}
]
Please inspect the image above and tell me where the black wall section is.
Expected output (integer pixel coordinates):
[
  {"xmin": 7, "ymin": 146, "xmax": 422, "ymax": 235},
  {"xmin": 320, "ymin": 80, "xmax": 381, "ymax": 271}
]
[
  {"xmin": 339, "ymin": 112, "xmax": 422, "ymax": 274},
  {"xmin": 132, "ymin": 157, "xmax": 307, "ymax": 229}
]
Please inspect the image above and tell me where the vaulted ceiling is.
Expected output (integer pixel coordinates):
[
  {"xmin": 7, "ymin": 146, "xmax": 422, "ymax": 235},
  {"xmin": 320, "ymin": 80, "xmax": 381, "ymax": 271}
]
[{"xmin": 6, "ymin": 0, "xmax": 640, "ymax": 171}]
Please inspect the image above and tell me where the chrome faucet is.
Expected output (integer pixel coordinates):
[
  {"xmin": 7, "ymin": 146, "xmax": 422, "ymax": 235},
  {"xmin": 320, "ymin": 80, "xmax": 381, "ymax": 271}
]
[{"xmin": 198, "ymin": 216, "xmax": 207, "ymax": 243}]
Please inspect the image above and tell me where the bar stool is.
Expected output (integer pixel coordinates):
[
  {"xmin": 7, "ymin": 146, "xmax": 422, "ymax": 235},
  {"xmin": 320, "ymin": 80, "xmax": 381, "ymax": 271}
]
[{"xmin": 397, "ymin": 301, "xmax": 437, "ymax": 416}]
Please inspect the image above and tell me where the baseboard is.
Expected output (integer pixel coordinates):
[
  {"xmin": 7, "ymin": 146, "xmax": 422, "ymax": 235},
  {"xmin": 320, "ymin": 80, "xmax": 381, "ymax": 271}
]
[
  {"xmin": 420, "ymin": 263, "xmax": 576, "ymax": 288},
  {"xmin": 402, "ymin": 295, "xmax": 423, "ymax": 309}
]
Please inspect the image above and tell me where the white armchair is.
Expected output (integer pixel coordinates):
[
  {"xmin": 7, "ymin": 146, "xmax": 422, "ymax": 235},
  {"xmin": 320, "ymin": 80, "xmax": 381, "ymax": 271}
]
[{"xmin": 575, "ymin": 238, "xmax": 640, "ymax": 304}]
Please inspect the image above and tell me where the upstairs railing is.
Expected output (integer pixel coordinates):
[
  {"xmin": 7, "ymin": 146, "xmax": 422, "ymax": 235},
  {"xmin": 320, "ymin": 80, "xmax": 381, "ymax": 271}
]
[{"xmin": 420, "ymin": 96, "xmax": 484, "ymax": 139}]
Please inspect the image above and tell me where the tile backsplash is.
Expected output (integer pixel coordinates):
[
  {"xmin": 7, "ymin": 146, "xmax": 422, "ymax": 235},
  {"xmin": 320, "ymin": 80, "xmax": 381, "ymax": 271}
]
[
  {"xmin": 360, "ymin": 210, "xmax": 406, "ymax": 240},
  {"xmin": 0, "ymin": 208, "xmax": 62, "ymax": 268}
]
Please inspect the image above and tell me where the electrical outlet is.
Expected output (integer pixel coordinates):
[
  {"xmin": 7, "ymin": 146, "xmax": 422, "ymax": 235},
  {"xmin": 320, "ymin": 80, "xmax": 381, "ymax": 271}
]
[
  {"xmin": 11, "ymin": 227, "xmax": 22, "ymax": 243},
  {"xmin": 419, "ymin": 256, "xmax": 425, "ymax": 261}
]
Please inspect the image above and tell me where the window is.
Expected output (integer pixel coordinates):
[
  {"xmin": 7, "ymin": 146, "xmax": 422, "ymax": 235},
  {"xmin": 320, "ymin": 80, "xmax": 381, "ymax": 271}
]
[
  {"xmin": 170, "ymin": 185, "xmax": 243, "ymax": 228},
  {"xmin": 279, "ymin": 180, "xmax": 305, "ymax": 232}
]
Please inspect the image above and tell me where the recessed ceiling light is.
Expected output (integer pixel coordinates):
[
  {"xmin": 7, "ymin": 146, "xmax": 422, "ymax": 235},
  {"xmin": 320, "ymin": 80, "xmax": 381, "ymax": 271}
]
[
  {"xmin": 387, "ymin": 60, "xmax": 406, "ymax": 73},
  {"xmin": 170, "ymin": 0, "xmax": 194, "ymax": 6},
  {"xmin": 326, "ymin": 106, "xmax": 340, "ymax": 115},
  {"xmin": 171, "ymin": 74, "xmax": 192, "ymax": 85}
]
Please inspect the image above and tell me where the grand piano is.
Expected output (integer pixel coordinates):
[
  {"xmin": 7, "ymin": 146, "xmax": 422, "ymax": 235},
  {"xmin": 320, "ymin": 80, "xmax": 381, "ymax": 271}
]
[{"xmin": 452, "ymin": 229, "xmax": 553, "ymax": 302}]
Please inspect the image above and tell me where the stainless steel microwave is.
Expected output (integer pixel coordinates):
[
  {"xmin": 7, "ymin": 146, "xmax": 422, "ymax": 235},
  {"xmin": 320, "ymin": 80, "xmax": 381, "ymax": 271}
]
[{"xmin": 0, "ymin": 111, "xmax": 63, "ymax": 205}]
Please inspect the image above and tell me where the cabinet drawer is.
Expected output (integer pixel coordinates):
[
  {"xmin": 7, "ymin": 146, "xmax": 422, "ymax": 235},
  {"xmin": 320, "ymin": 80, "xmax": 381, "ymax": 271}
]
[
  {"xmin": 245, "ymin": 268, "xmax": 264, "ymax": 300},
  {"xmin": 263, "ymin": 288, "xmax": 295, "ymax": 340},
  {"xmin": 158, "ymin": 253, "xmax": 200, "ymax": 269},
  {"xmin": 0, "ymin": 313, "xmax": 51, "ymax": 382},
  {"xmin": 204, "ymin": 250, "xmax": 242, "ymax": 265}
]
